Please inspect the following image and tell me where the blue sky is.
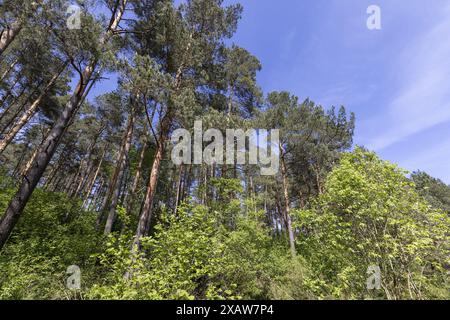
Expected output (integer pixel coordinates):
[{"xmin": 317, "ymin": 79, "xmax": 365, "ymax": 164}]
[
  {"xmin": 219, "ymin": 0, "xmax": 450, "ymax": 183},
  {"xmin": 88, "ymin": 0, "xmax": 450, "ymax": 183}
]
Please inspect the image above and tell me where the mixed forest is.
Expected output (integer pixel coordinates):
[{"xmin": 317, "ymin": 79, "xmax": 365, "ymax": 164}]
[{"xmin": 0, "ymin": 0, "xmax": 449, "ymax": 300}]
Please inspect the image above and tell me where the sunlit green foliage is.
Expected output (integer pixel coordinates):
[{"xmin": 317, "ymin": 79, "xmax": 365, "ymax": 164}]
[
  {"xmin": 87, "ymin": 179, "xmax": 307, "ymax": 300},
  {"xmin": 1, "ymin": 147, "xmax": 449, "ymax": 300},
  {"xmin": 294, "ymin": 148, "xmax": 450, "ymax": 299},
  {"xmin": 0, "ymin": 176, "xmax": 102, "ymax": 299}
]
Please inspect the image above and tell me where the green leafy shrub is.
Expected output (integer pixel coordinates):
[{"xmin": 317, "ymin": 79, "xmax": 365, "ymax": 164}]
[
  {"xmin": 294, "ymin": 148, "xmax": 450, "ymax": 299},
  {"xmin": 0, "ymin": 179, "xmax": 102, "ymax": 299}
]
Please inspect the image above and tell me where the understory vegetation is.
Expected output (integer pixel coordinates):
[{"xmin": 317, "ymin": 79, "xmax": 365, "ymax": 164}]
[
  {"xmin": 0, "ymin": 0, "xmax": 448, "ymax": 300},
  {"xmin": 0, "ymin": 149, "xmax": 449, "ymax": 300}
]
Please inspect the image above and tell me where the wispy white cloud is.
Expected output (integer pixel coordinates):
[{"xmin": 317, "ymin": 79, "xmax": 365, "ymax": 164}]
[{"xmin": 367, "ymin": 4, "xmax": 450, "ymax": 150}]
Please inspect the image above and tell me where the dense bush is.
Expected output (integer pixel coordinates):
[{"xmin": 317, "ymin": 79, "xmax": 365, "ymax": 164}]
[
  {"xmin": 294, "ymin": 148, "xmax": 450, "ymax": 299},
  {"xmin": 0, "ymin": 150, "xmax": 448, "ymax": 300}
]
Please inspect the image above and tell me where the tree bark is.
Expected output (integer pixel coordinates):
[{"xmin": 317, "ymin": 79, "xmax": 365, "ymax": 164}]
[
  {"xmin": 174, "ymin": 164, "xmax": 184, "ymax": 214},
  {"xmin": 0, "ymin": 58, "xmax": 18, "ymax": 83},
  {"xmin": 182, "ymin": 164, "xmax": 192, "ymax": 202},
  {"xmin": 88, "ymin": 178, "xmax": 105, "ymax": 211},
  {"xmin": 0, "ymin": 76, "xmax": 21, "ymax": 111},
  {"xmin": 104, "ymin": 105, "xmax": 135, "ymax": 235},
  {"xmin": 98, "ymin": 113, "xmax": 131, "ymax": 225},
  {"xmin": 132, "ymin": 118, "xmax": 169, "ymax": 250},
  {"xmin": 125, "ymin": 136, "xmax": 147, "ymax": 215},
  {"xmin": 72, "ymin": 126, "xmax": 104, "ymax": 198},
  {"xmin": 83, "ymin": 148, "xmax": 105, "ymax": 207},
  {"xmin": 280, "ymin": 153, "xmax": 296, "ymax": 257},
  {"xmin": 0, "ymin": 86, "xmax": 36, "ymax": 136},
  {"xmin": 0, "ymin": 84, "xmax": 27, "ymax": 128}
]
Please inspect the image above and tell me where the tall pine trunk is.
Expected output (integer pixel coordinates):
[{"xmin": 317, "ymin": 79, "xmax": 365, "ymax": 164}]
[
  {"xmin": 73, "ymin": 126, "xmax": 104, "ymax": 198},
  {"xmin": 98, "ymin": 114, "xmax": 131, "ymax": 226},
  {"xmin": 174, "ymin": 164, "xmax": 184, "ymax": 214},
  {"xmin": 132, "ymin": 123, "xmax": 168, "ymax": 250},
  {"xmin": 280, "ymin": 154, "xmax": 296, "ymax": 257},
  {"xmin": 104, "ymin": 105, "xmax": 135, "ymax": 235},
  {"xmin": 83, "ymin": 148, "xmax": 105, "ymax": 207},
  {"xmin": 0, "ymin": 85, "xmax": 27, "ymax": 128},
  {"xmin": 0, "ymin": 58, "xmax": 18, "ymax": 83},
  {"xmin": 125, "ymin": 135, "xmax": 148, "ymax": 215}
]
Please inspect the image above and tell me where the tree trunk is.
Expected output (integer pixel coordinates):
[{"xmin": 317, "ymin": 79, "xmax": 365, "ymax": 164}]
[
  {"xmin": 281, "ymin": 154, "xmax": 296, "ymax": 257},
  {"xmin": 104, "ymin": 105, "xmax": 135, "ymax": 235},
  {"xmin": 0, "ymin": 85, "xmax": 27, "ymax": 128},
  {"xmin": 119, "ymin": 166, "xmax": 130, "ymax": 206},
  {"xmin": 72, "ymin": 127, "xmax": 104, "ymax": 198},
  {"xmin": 0, "ymin": 86, "xmax": 36, "ymax": 136},
  {"xmin": 43, "ymin": 143, "xmax": 71, "ymax": 189},
  {"xmin": 313, "ymin": 163, "xmax": 324, "ymax": 194},
  {"xmin": 138, "ymin": 140, "xmax": 165, "ymax": 238},
  {"xmin": 0, "ymin": 58, "xmax": 18, "ymax": 83},
  {"xmin": 16, "ymin": 127, "xmax": 49, "ymax": 177},
  {"xmin": 202, "ymin": 165, "xmax": 208, "ymax": 205},
  {"xmin": 0, "ymin": 76, "xmax": 21, "ymax": 110},
  {"xmin": 174, "ymin": 164, "xmax": 184, "ymax": 214},
  {"xmin": 182, "ymin": 164, "xmax": 192, "ymax": 202},
  {"xmin": 125, "ymin": 136, "xmax": 147, "ymax": 215},
  {"xmin": 0, "ymin": 1, "xmax": 127, "ymax": 249},
  {"xmin": 74, "ymin": 161, "xmax": 93, "ymax": 198},
  {"xmin": 65, "ymin": 172, "xmax": 78, "ymax": 194},
  {"xmin": 98, "ymin": 114, "xmax": 131, "ymax": 225},
  {"xmin": 88, "ymin": 178, "xmax": 105, "ymax": 211},
  {"xmin": 83, "ymin": 148, "xmax": 105, "ymax": 207},
  {"xmin": 44, "ymin": 158, "xmax": 63, "ymax": 190},
  {"xmin": 132, "ymin": 113, "xmax": 172, "ymax": 250},
  {"xmin": 12, "ymin": 147, "xmax": 28, "ymax": 177},
  {"xmin": 133, "ymin": 138, "xmax": 163, "ymax": 247}
]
